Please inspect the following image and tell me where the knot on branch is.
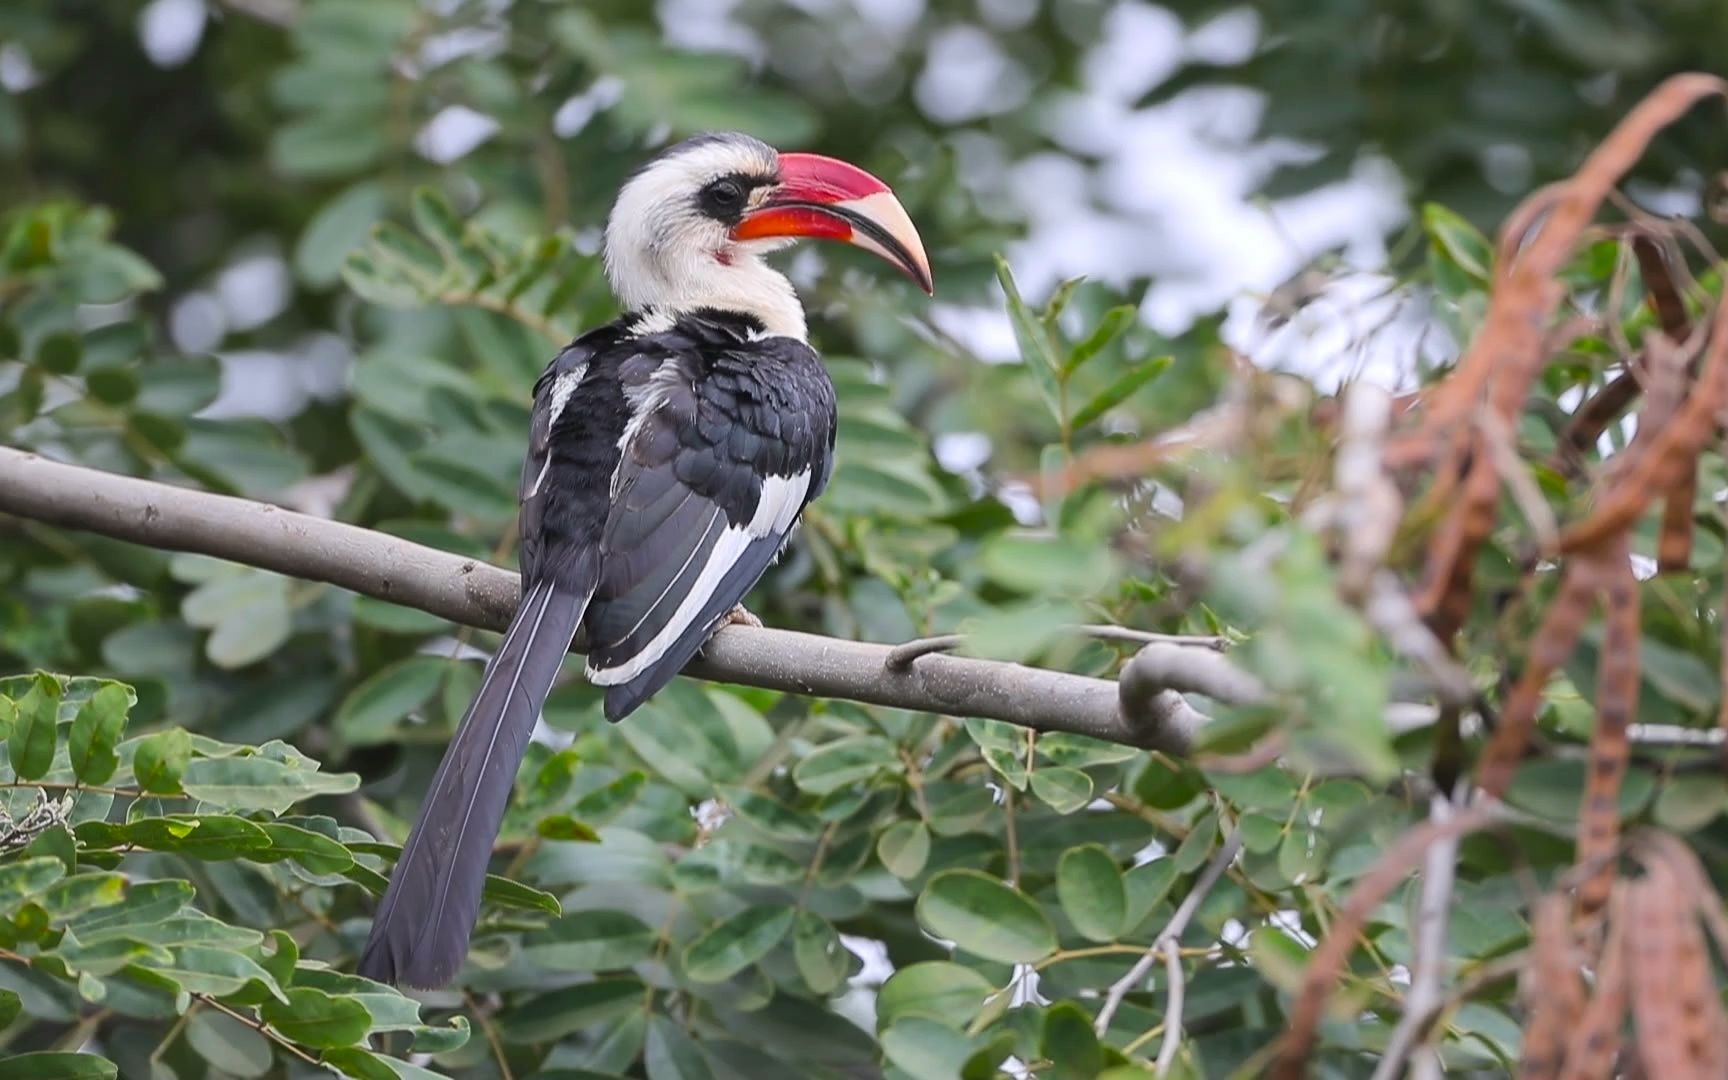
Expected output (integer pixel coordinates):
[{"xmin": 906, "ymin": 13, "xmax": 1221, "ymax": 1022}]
[{"xmin": 1116, "ymin": 643, "xmax": 1270, "ymax": 754}]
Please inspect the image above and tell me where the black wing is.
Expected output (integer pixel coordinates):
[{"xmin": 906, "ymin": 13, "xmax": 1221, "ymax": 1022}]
[{"xmin": 583, "ymin": 338, "xmax": 835, "ymax": 720}]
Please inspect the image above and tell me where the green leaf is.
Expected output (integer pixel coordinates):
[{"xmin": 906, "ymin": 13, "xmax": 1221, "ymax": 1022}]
[
  {"xmin": 261, "ymin": 986, "xmax": 372, "ymax": 1048},
  {"xmin": 720, "ymin": 785, "xmax": 819, "ymax": 840},
  {"xmin": 1422, "ymin": 202, "xmax": 1493, "ymax": 282},
  {"xmin": 333, "ymin": 657, "xmax": 445, "ymax": 745},
  {"xmin": 482, "ymin": 874, "xmax": 562, "ymax": 916},
  {"xmin": 980, "ymin": 535, "xmax": 1115, "ymax": 597},
  {"xmin": 11, "ymin": 675, "xmax": 61, "ymax": 781},
  {"xmin": 791, "ymin": 736, "xmax": 900, "ymax": 795},
  {"xmin": 34, "ymin": 331, "xmax": 82, "ymax": 375},
  {"xmin": 995, "ymin": 256, "xmax": 1061, "ymax": 420},
  {"xmin": 1041, "ymin": 1002, "xmax": 1105, "ymax": 1080},
  {"xmin": 1029, "ymin": 767, "xmax": 1094, "ymax": 814},
  {"xmin": 0, "ymin": 858, "xmax": 65, "ymax": 906},
  {"xmin": 179, "ymin": 754, "xmax": 360, "ymax": 813},
  {"xmin": 1057, "ymin": 844, "xmax": 1128, "ymax": 942},
  {"xmin": 1063, "ymin": 305, "xmax": 1137, "ymax": 375},
  {"xmin": 256, "ymin": 822, "xmax": 355, "ymax": 874},
  {"xmin": 527, "ymin": 910, "xmax": 656, "ymax": 971},
  {"xmin": 85, "ymin": 368, "xmax": 137, "ymax": 407},
  {"xmin": 1071, "ymin": 356, "xmax": 1172, "ymax": 430},
  {"xmin": 0, "ymin": 988, "xmax": 18, "ymax": 1028},
  {"xmin": 68, "ymin": 684, "xmax": 129, "ymax": 785},
  {"xmin": 916, "ymin": 871, "xmax": 1056, "ymax": 964},
  {"xmin": 682, "ymin": 905, "xmax": 795, "ymax": 983},
  {"xmin": 878, "ymin": 820, "xmax": 932, "ymax": 879},
  {"xmin": 131, "ymin": 728, "xmax": 192, "ymax": 793},
  {"xmin": 792, "ymin": 911, "xmax": 849, "ymax": 995},
  {"xmin": 882, "ymin": 1017, "xmax": 976, "ymax": 1080},
  {"xmin": 536, "ymin": 816, "xmax": 602, "ymax": 842},
  {"xmin": 186, "ymin": 1009, "xmax": 272, "ymax": 1078},
  {"xmin": 499, "ymin": 978, "xmax": 643, "ymax": 1043},
  {"xmin": 0, "ymin": 1053, "xmax": 118, "ymax": 1080},
  {"xmin": 875, "ymin": 962, "xmax": 995, "ymax": 1030},
  {"xmin": 645, "ymin": 1016, "xmax": 715, "ymax": 1080},
  {"xmin": 37, "ymin": 872, "xmax": 126, "ymax": 918},
  {"xmin": 410, "ymin": 1014, "xmax": 471, "ymax": 1054},
  {"xmin": 410, "ymin": 187, "xmax": 466, "ymax": 258},
  {"xmin": 1174, "ymin": 810, "xmax": 1219, "ymax": 874},
  {"xmin": 139, "ymin": 945, "xmax": 285, "ymax": 1001},
  {"xmin": 1654, "ymin": 773, "xmax": 1728, "ymax": 832},
  {"xmin": 69, "ymin": 881, "xmax": 195, "ymax": 941},
  {"xmin": 572, "ymin": 771, "xmax": 647, "ymax": 822},
  {"xmin": 1036, "ymin": 732, "xmax": 1142, "ymax": 768},
  {"xmin": 296, "ymin": 180, "xmax": 387, "ymax": 286},
  {"xmin": 321, "ymin": 1048, "xmax": 401, "ymax": 1080}
]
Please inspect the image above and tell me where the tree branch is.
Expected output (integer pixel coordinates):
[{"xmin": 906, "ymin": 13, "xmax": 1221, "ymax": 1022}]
[{"xmin": 0, "ymin": 447, "xmax": 1216, "ymax": 749}]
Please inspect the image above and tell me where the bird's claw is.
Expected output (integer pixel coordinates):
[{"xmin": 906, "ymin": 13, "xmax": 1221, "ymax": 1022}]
[
  {"xmin": 719, "ymin": 604, "xmax": 763, "ymax": 629},
  {"xmin": 698, "ymin": 605, "xmax": 762, "ymax": 660}
]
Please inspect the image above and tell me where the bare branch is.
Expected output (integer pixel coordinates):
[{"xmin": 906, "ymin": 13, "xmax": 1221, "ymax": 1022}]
[
  {"xmin": 1095, "ymin": 824, "xmax": 1244, "ymax": 1038},
  {"xmin": 0, "ymin": 447, "xmax": 1199, "ymax": 748},
  {"xmin": 1154, "ymin": 937, "xmax": 1185, "ymax": 1076},
  {"xmin": 1371, "ymin": 792, "xmax": 1461, "ymax": 1080}
]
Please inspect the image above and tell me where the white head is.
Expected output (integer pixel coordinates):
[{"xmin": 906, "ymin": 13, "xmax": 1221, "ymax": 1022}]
[{"xmin": 604, "ymin": 132, "xmax": 933, "ymax": 341}]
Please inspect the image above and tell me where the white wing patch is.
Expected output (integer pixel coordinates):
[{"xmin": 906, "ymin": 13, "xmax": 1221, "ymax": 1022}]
[
  {"xmin": 587, "ymin": 469, "xmax": 811, "ymax": 687},
  {"xmin": 749, "ymin": 471, "xmax": 810, "ymax": 538},
  {"xmin": 547, "ymin": 366, "xmax": 584, "ymax": 425},
  {"xmin": 527, "ymin": 365, "xmax": 586, "ymax": 498}
]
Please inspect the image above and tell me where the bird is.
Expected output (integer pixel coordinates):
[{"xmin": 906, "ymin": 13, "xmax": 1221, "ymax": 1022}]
[{"xmin": 356, "ymin": 131, "xmax": 932, "ymax": 988}]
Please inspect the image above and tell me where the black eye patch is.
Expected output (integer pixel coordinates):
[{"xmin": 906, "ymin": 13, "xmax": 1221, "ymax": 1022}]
[{"xmin": 696, "ymin": 173, "xmax": 761, "ymax": 224}]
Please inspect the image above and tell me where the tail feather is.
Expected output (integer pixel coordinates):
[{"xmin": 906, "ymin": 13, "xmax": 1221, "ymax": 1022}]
[{"xmin": 357, "ymin": 570, "xmax": 592, "ymax": 988}]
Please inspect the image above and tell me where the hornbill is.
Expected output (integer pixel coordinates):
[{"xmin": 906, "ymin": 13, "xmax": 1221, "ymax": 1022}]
[{"xmin": 357, "ymin": 132, "xmax": 931, "ymax": 988}]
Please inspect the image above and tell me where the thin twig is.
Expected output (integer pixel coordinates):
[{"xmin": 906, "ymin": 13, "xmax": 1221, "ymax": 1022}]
[
  {"xmin": 1095, "ymin": 823, "xmax": 1244, "ymax": 1037},
  {"xmin": 1154, "ymin": 937, "xmax": 1186, "ymax": 1076},
  {"xmin": 884, "ymin": 634, "xmax": 963, "ymax": 670},
  {"xmin": 1075, "ymin": 625, "xmax": 1232, "ymax": 651},
  {"xmin": 466, "ymin": 994, "xmax": 515, "ymax": 1080},
  {"xmin": 884, "ymin": 625, "xmax": 1230, "ymax": 671},
  {"xmin": 198, "ymin": 996, "xmax": 317, "ymax": 1065},
  {"xmin": 1370, "ymin": 792, "xmax": 1461, "ymax": 1080}
]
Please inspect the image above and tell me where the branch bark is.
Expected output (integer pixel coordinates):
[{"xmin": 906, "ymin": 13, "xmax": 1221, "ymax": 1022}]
[{"xmin": 0, "ymin": 447, "xmax": 1210, "ymax": 750}]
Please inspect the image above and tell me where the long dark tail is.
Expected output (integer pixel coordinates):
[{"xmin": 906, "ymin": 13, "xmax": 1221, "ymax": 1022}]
[{"xmin": 357, "ymin": 571, "xmax": 592, "ymax": 988}]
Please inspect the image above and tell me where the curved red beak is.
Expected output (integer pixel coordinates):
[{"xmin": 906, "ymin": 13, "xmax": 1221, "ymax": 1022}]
[{"xmin": 731, "ymin": 152, "xmax": 934, "ymax": 295}]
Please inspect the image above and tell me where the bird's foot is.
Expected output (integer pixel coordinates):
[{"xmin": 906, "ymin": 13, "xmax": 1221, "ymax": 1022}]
[
  {"xmin": 698, "ymin": 605, "xmax": 762, "ymax": 660},
  {"xmin": 719, "ymin": 604, "xmax": 763, "ymax": 629}
]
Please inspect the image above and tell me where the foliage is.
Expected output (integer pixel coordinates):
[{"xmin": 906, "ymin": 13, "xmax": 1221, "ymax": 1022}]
[
  {"xmin": 2, "ymin": 3, "xmax": 1727, "ymax": 1080},
  {"xmin": 0, "ymin": 672, "xmax": 471, "ymax": 1078}
]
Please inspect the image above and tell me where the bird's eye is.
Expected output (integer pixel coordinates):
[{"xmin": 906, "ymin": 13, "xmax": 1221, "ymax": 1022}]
[{"xmin": 699, "ymin": 177, "xmax": 749, "ymax": 219}]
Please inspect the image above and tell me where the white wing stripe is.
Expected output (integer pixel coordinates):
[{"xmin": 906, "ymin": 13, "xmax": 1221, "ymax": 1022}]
[
  {"xmin": 611, "ymin": 505, "xmax": 723, "ymax": 645},
  {"xmin": 588, "ymin": 469, "xmax": 809, "ymax": 687},
  {"xmin": 528, "ymin": 367, "xmax": 585, "ymax": 498},
  {"xmin": 587, "ymin": 524, "xmax": 753, "ymax": 686}
]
